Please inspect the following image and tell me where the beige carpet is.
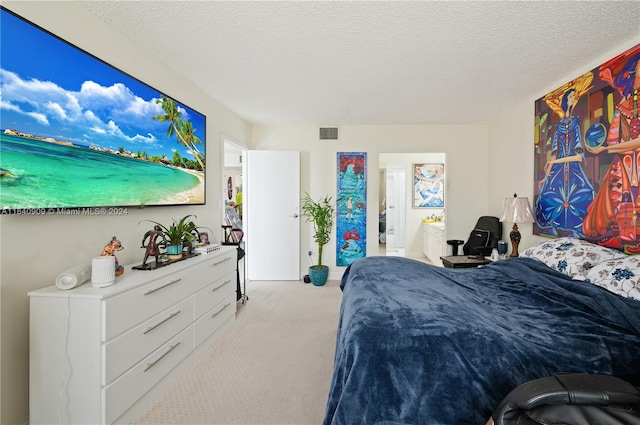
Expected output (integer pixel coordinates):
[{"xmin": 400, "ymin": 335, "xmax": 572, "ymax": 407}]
[{"xmin": 132, "ymin": 279, "xmax": 343, "ymax": 425}]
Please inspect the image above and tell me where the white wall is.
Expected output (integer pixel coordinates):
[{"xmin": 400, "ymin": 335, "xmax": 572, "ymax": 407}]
[
  {"xmin": 0, "ymin": 2, "xmax": 251, "ymax": 423},
  {"xmin": 251, "ymin": 124, "xmax": 489, "ymax": 279}
]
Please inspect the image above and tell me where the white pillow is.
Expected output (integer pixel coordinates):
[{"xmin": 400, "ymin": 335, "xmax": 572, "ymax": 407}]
[
  {"xmin": 585, "ymin": 256, "xmax": 640, "ymax": 301},
  {"xmin": 521, "ymin": 237, "xmax": 625, "ymax": 280}
]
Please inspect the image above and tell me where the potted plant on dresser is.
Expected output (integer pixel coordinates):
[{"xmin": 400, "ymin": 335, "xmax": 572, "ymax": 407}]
[
  {"xmin": 143, "ymin": 215, "xmax": 203, "ymax": 260},
  {"xmin": 301, "ymin": 192, "xmax": 337, "ymax": 286}
]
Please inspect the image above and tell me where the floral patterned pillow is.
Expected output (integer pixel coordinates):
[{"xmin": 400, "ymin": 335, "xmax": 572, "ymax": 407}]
[
  {"xmin": 585, "ymin": 256, "xmax": 640, "ymax": 301},
  {"xmin": 521, "ymin": 237, "xmax": 626, "ymax": 280}
]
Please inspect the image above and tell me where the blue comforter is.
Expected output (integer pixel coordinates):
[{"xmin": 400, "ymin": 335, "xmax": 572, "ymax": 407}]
[{"xmin": 323, "ymin": 256, "xmax": 640, "ymax": 425}]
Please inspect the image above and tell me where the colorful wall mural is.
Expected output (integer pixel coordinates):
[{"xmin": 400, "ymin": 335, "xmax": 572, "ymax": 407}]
[
  {"xmin": 336, "ymin": 152, "xmax": 367, "ymax": 266},
  {"xmin": 533, "ymin": 43, "xmax": 640, "ymax": 254}
]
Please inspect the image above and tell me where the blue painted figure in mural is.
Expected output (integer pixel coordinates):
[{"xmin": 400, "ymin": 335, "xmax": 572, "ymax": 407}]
[
  {"xmin": 535, "ymin": 86, "xmax": 595, "ymax": 237},
  {"xmin": 340, "ymin": 163, "xmax": 364, "ymax": 192}
]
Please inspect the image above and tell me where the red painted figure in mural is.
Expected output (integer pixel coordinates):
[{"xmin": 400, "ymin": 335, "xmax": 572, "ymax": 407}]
[{"xmin": 582, "ymin": 45, "xmax": 640, "ymax": 253}]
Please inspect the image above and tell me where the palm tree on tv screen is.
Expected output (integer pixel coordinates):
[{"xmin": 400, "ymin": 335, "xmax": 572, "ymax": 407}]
[
  {"xmin": 152, "ymin": 96, "xmax": 205, "ymax": 171},
  {"xmin": 178, "ymin": 120, "xmax": 204, "ymax": 169}
]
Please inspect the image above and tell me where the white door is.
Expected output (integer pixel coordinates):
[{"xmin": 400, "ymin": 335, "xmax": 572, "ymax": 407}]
[
  {"xmin": 386, "ymin": 163, "xmax": 406, "ymax": 256},
  {"xmin": 246, "ymin": 151, "xmax": 300, "ymax": 280}
]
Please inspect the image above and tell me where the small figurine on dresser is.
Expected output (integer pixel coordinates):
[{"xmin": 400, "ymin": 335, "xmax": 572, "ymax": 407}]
[
  {"xmin": 141, "ymin": 225, "xmax": 167, "ymax": 268},
  {"xmin": 101, "ymin": 236, "xmax": 125, "ymax": 276}
]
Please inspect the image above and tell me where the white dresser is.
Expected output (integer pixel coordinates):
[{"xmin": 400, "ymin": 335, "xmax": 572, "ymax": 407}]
[
  {"xmin": 422, "ymin": 222, "xmax": 446, "ymax": 266},
  {"xmin": 29, "ymin": 247, "xmax": 237, "ymax": 425}
]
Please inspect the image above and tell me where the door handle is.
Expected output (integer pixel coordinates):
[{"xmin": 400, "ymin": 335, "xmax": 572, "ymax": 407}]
[{"xmin": 290, "ymin": 213, "xmax": 299, "ymax": 218}]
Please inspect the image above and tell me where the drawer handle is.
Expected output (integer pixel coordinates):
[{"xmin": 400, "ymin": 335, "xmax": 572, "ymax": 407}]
[
  {"xmin": 211, "ymin": 257, "xmax": 232, "ymax": 266},
  {"xmin": 143, "ymin": 311, "xmax": 181, "ymax": 335},
  {"xmin": 211, "ymin": 280, "xmax": 232, "ymax": 292},
  {"xmin": 144, "ymin": 278, "xmax": 182, "ymax": 295},
  {"xmin": 144, "ymin": 342, "xmax": 181, "ymax": 372},
  {"xmin": 211, "ymin": 302, "xmax": 232, "ymax": 319}
]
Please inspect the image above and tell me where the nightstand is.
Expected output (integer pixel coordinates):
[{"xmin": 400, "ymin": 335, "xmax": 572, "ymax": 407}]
[{"xmin": 440, "ymin": 255, "xmax": 492, "ymax": 268}]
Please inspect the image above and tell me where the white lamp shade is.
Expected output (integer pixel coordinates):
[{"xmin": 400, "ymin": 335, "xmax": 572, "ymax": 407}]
[{"xmin": 501, "ymin": 197, "xmax": 534, "ymax": 224}]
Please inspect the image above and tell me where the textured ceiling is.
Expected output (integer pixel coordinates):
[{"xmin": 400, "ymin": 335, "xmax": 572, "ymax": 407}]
[{"xmin": 79, "ymin": 1, "xmax": 640, "ymax": 126}]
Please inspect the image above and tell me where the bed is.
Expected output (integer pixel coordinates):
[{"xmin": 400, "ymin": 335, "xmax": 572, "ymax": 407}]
[{"xmin": 323, "ymin": 238, "xmax": 640, "ymax": 425}]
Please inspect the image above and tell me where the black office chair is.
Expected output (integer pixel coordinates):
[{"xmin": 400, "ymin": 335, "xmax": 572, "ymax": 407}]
[
  {"xmin": 491, "ymin": 373, "xmax": 640, "ymax": 425},
  {"xmin": 447, "ymin": 216, "xmax": 502, "ymax": 257}
]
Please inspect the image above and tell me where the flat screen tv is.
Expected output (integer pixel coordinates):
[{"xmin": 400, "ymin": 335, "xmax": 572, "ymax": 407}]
[{"xmin": 0, "ymin": 7, "xmax": 206, "ymax": 214}]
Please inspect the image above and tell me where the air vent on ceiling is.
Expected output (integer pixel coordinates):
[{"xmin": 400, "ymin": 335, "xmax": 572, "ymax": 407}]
[{"xmin": 319, "ymin": 127, "xmax": 339, "ymax": 141}]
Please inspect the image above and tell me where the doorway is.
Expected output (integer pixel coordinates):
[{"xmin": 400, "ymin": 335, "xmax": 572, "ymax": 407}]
[
  {"xmin": 222, "ymin": 137, "xmax": 247, "ymax": 286},
  {"xmin": 379, "ymin": 153, "xmax": 446, "ymax": 259},
  {"xmin": 385, "ymin": 163, "xmax": 407, "ymax": 257},
  {"xmin": 223, "ymin": 142, "xmax": 302, "ymax": 281},
  {"xmin": 245, "ymin": 150, "xmax": 300, "ymax": 280}
]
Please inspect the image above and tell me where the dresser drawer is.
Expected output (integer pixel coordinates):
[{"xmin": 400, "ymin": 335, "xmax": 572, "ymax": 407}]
[
  {"xmin": 104, "ymin": 327, "xmax": 193, "ymax": 424},
  {"xmin": 194, "ymin": 272, "xmax": 236, "ymax": 319},
  {"xmin": 193, "ymin": 294, "xmax": 236, "ymax": 347},
  {"xmin": 199, "ymin": 252, "xmax": 236, "ymax": 284},
  {"xmin": 103, "ymin": 267, "xmax": 201, "ymax": 340},
  {"xmin": 103, "ymin": 297, "xmax": 194, "ymax": 385}
]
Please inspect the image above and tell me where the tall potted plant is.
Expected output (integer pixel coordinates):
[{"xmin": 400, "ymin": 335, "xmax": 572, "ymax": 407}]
[{"xmin": 301, "ymin": 192, "xmax": 337, "ymax": 286}]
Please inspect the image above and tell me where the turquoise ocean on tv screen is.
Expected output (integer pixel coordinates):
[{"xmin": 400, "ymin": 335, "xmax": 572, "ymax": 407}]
[{"xmin": 0, "ymin": 134, "xmax": 201, "ymax": 209}]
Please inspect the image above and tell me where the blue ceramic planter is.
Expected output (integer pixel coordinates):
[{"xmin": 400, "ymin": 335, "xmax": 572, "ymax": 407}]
[
  {"xmin": 166, "ymin": 244, "xmax": 182, "ymax": 255},
  {"xmin": 309, "ymin": 266, "xmax": 329, "ymax": 286}
]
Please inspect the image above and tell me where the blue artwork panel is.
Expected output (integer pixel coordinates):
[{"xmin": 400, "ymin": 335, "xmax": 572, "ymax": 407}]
[{"xmin": 336, "ymin": 152, "xmax": 367, "ymax": 266}]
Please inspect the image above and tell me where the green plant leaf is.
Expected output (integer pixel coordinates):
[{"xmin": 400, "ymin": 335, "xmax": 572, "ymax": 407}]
[
  {"xmin": 139, "ymin": 215, "xmax": 212, "ymax": 246},
  {"xmin": 300, "ymin": 192, "xmax": 338, "ymax": 268}
]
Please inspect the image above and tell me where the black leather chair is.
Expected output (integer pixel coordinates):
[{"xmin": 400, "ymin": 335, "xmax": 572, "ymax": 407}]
[
  {"xmin": 491, "ymin": 373, "xmax": 640, "ymax": 425},
  {"xmin": 447, "ymin": 216, "xmax": 502, "ymax": 257}
]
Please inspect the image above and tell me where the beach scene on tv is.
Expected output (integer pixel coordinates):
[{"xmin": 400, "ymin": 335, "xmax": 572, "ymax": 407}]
[{"xmin": 0, "ymin": 9, "xmax": 206, "ymax": 211}]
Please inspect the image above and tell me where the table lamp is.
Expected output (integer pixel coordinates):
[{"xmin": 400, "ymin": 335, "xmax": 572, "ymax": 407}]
[{"xmin": 500, "ymin": 193, "xmax": 534, "ymax": 257}]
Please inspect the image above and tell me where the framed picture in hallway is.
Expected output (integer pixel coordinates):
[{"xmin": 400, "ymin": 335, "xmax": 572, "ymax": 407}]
[{"xmin": 413, "ymin": 163, "xmax": 444, "ymax": 208}]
